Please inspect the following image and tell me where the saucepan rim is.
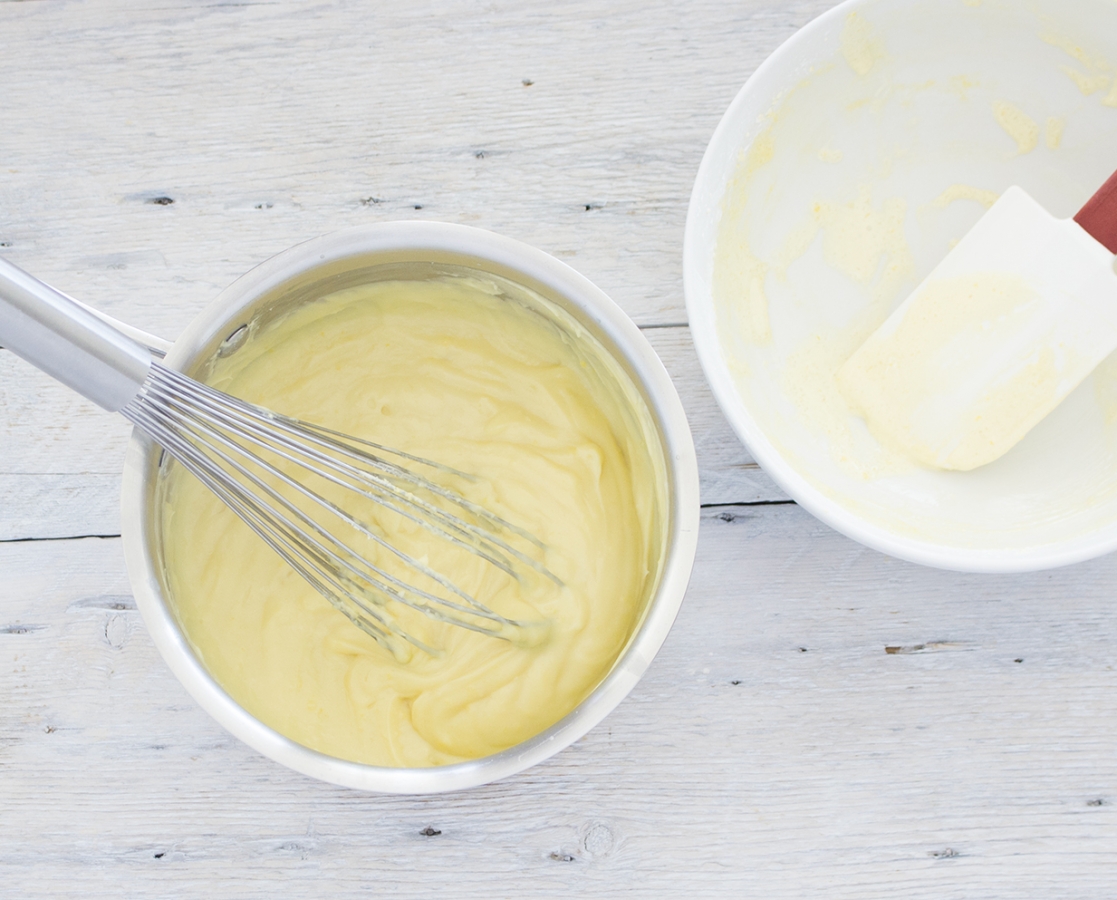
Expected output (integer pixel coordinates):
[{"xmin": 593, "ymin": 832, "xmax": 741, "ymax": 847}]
[{"xmin": 121, "ymin": 220, "xmax": 700, "ymax": 793}]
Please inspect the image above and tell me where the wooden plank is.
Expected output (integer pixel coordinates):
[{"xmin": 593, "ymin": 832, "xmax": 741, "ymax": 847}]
[
  {"xmin": 1, "ymin": 507, "xmax": 1115, "ymax": 897},
  {"xmin": 0, "ymin": 325, "xmax": 789, "ymax": 540},
  {"xmin": 0, "ymin": 0, "xmax": 833, "ymax": 329},
  {"xmin": 0, "ymin": 474, "xmax": 121, "ymax": 541},
  {"xmin": 0, "ymin": 353, "xmax": 132, "ymax": 539},
  {"xmin": 643, "ymin": 326, "xmax": 788, "ymax": 505},
  {"xmin": 0, "ymin": 0, "xmax": 821, "ymax": 539}
]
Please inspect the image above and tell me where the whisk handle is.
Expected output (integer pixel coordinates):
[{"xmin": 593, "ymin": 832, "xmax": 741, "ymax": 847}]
[{"xmin": 0, "ymin": 257, "xmax": 151, "ymax": 411}]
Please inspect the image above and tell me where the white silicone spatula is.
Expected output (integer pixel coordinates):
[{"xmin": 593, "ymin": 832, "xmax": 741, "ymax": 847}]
[{"xmin": 837, "ymin": 168, "xmax": 1117, "ymax": 472}]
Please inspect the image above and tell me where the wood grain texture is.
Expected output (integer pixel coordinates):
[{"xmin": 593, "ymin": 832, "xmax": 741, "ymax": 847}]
[
  {"xmin": 4, "ymin": 0, "xmax": 1114, "ymax": 897},
  {"xmin": 0, "ymin": 320, "xmax": 788, "ymax": 540},
  {"xmin": 644, "ymin": 326, "xmax": 787, "ymax": 505},
  {"xmin": 2, "ymin": 509, "xmax": 1117, "ymax": 897},
  {"xmin": 0, "ymin": 0, "xmax": 831, "ymax": 331}
]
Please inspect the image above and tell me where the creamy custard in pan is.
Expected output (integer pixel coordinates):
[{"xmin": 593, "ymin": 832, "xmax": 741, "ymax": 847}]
[{"xmin": 158, "ymin": 275, "xmax": 666, "ymax": 768}]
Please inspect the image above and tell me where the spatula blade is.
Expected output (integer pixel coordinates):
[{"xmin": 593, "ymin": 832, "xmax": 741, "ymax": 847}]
[{"xmin": 838, "ymin": 185, "xmax": 1117, "ymax": 471}]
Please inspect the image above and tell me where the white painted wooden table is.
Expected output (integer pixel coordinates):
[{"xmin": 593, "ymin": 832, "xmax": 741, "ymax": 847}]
[{"xmin": 2, "ymin": 1, "xmax": 1115, "ymax": 895}]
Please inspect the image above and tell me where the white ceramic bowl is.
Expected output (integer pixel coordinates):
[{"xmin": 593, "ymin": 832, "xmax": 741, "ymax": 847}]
[
  {"xmin": 685, "ymin": 0, "xmax": 1117, "ymax": 572},
  {"xmin": 122, "ymin": 222, "xmax": 699, "ymax": 792}
]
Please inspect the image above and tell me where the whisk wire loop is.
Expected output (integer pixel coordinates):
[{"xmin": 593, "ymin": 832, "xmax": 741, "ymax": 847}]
[
  {"xmin": 123, "ymin": 361, "xmax": 553, "ymax": 653},
  {"xmin": 146, "ymin": 366, "xmax": 553, "ymax": 584},
  {"xmin": 124, "ymin": 400, "xmax": 426, "ymax": 649}
]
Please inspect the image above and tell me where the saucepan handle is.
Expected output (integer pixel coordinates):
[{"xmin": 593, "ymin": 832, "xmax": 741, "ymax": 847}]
[{"xmin": 53, "ymin": 290, "xmax": 173, "ymax": 360}]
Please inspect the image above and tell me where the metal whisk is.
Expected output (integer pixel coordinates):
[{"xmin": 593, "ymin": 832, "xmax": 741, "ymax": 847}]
[{"xmin": 0, "ymin": 257, "xmax": 553, "ymax": 655}]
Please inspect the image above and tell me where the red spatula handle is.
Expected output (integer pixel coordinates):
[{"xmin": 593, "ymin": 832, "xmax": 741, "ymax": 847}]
[{"xmin": 1076, "ymin": 168, "xmax": 1117, "ymax": 254}]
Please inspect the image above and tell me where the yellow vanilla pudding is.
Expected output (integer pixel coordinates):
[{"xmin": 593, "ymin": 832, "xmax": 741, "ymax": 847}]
[{"xmin": 156, "ymin": 272, "xmax": 667, "ymax": 768}]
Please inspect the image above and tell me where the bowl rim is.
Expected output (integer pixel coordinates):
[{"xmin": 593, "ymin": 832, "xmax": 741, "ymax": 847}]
[
  {"xmin": 683, "ymin": 0, "xmax": 1117, "ymax": 574},
  {"xmin": 121, "ymin": 220, "xmax": 700, "ymax": 793}
]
